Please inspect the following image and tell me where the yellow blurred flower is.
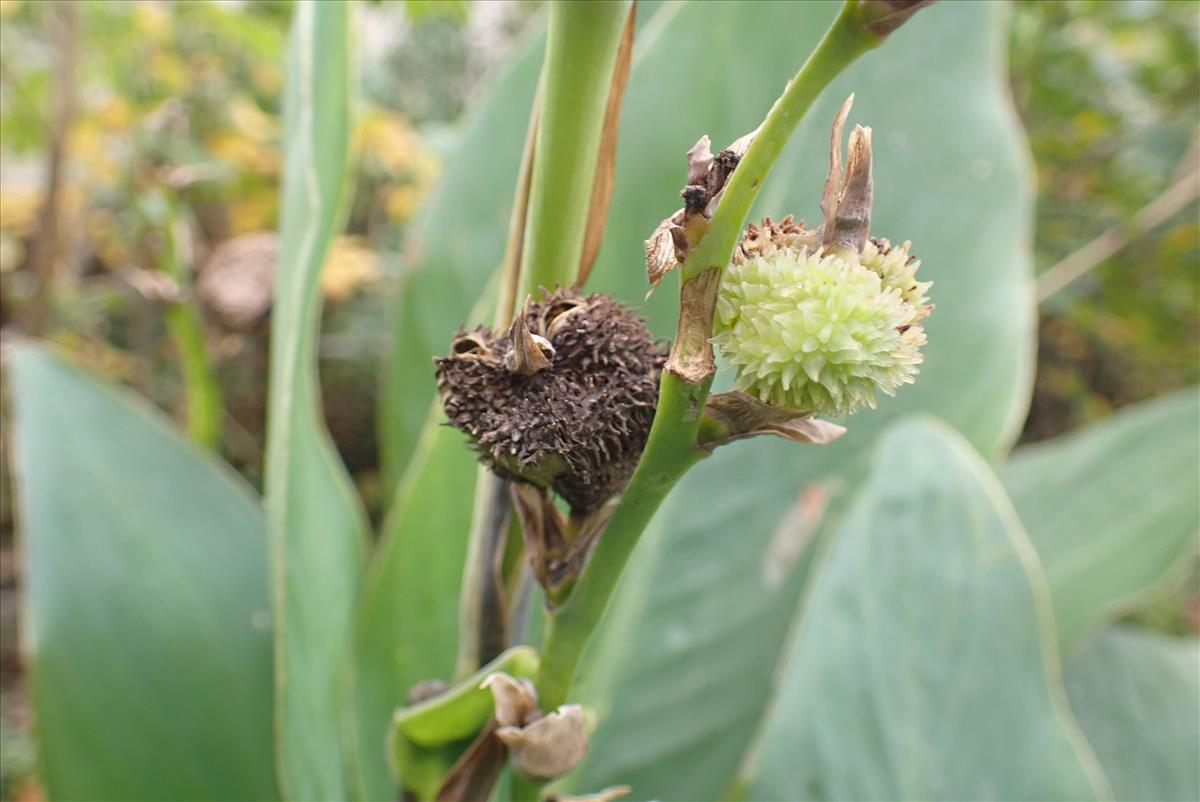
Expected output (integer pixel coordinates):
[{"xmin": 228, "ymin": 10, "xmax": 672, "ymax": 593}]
[
  {"xmin": 86, "ymin": 209, "xmax": 130, "ymax": 269},
  {"xmin": 148, "ymin": 51, "xmax": 187, "ymax": 95},
  {"xmin": 95, "ymin": 98, "xmax": 134, "ymax": 131},
  {"xmin": 321, "ymin": 236, "xmax": 380, "ymax": 301},
  {"xmin": 227, "ymin": 193, "xmax": 279, "ymax": 236},
  {"xmin": 228, "ymin": 96, "xmax": 277, "ymax": 144},
  {"xmin": 207, "ymin": 132, "xmax": 280, "ymax": 176},
  {"xmin": 132, "ymin": 3, "xmax": 171, "ymax": 39},
  {"xmin": 0, "ymin": 189, "xmax": 43, "ymax": 237},
  {"xmin": 356, "ymin": 108, "xmax": 423, "ymax": 174}
]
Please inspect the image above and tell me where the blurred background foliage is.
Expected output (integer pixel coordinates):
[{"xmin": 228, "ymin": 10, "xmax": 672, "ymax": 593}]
[
  {"xmin": 0, "ymin": 1, "xmax": 1195, "ymax": 799},
  {"xmin": 1010, "ymin": 0, "xmax": 1199, "ymax": 440}
]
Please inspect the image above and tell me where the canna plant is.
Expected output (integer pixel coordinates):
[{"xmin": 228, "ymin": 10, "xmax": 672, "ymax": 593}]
[{"xmin": 6, "ymin": 2, "xmax": 1198, "ymax": 802}]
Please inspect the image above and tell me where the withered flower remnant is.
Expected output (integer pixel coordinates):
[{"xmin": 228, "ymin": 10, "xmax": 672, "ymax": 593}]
[{"xmin": 435, "ymin": 289, "xmax": 666, "ymax": 514}]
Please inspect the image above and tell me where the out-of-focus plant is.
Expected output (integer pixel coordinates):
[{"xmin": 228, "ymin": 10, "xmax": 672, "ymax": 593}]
[
  {"xmin": 5, "ymin": 2, "xmax": 1198, "ymax": 802},
  {"xmin": 0, "ymin": 0, "xmax": 439, "ymax": 469},
  {"xmin": 1009, "ymin": 0, "xmax": 1199, "ymax": 439}
]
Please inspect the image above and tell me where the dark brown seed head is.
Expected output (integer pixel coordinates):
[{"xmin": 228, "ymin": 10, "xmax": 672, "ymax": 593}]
[{"xmin": 434, "ymin": 289, "xmax": 666, "ymax": 514}]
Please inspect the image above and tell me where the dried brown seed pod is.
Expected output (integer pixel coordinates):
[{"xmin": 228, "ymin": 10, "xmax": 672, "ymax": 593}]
[{"xmin": 434, "ymin": 288, "xmax": 666, "ymax": 514}]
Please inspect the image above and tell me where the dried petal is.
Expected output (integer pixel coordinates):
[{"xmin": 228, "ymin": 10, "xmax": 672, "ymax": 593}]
[
  {"xmin": 686, "ymin": 135, "xmax": 713, "ymax": 186},
  {"xmin": 496, "ymin": 705, "xmax": 588, "ymax": 781},
  {"xmin": 480, "ymin": 672, "xmax": 539, "ymax": 728},
  {"xmin": 505, "ymin": 301, "xmax": 555, "ymax": 375},
  {"xmin": 819, "ymin": 94, "xmax": 855, "ymax": 235},
  {"xmin": 824, "ymin": 125, "xmax": 873, "ymax": 252},
  {"xmin": 546, "ymin": 786, "xmax": 632, "ymax": 802},
  {"xmin": 645, "ymin": 213, "xmax": 685, "ymax": 289},
  {"xmin": 700, "ymin": 391, "xmax": 846, "ymax": 449}
]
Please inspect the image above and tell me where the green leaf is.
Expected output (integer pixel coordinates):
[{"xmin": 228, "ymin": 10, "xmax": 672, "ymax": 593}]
[
  {"xmin": 1002, "ymin": 389, "xmax": 1200, "ymax": 653},
  {"xmin": 568, "ymin": 440, "xmax": 852, "ymax": 799},
  {"xmin": 265, "ymin": 4, "xmax": 367, "ymax": 799},
  {"xmin": 1064, "ymin": 627, "xmax": 1200, "ymax": 802},
  {"xmin": 9, "ymin": 345, "xmax": 278, "ymax": 802},
  {"xmin": 744, "ymin": 418, "xmax": 1106, "ymax": 801},
  {"xmin": 391, "ymin": 646, "xmax": 539, "ymax": 749},
  {"xmin": 568, "ymin": 2, "xmax": 1037, "ymax": 797},
  {"xmin": 347, "ymin": 421, "xmax": 480, "ymax": 799}
]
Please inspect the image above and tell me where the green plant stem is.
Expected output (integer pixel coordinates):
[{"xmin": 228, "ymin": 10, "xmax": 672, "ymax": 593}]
[
  {"xmin": 519, "ymin": 0, "xmax": 631, "ymax": 297},
  {"xmin": 160, "ymin": 203, "xmax": 222, "ymax": 450},
  {"xmin": 537, "ymin": 371, "xmax": 707, "ymax": 710},
  {"xmin": 681, "ymin": 1, "xmax": 880, "ymax": 283},
  {"xmin": 532, "ymin": 0, "xmax": 886, "ymax": 727}
]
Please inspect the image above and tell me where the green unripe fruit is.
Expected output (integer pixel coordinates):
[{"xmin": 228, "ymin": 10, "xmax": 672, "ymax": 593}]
[{"xmin": 713, "ymin": 229, "xmax": 929, "ymax": 417}]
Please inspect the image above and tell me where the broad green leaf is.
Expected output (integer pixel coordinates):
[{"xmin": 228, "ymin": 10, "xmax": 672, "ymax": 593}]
[
  {"xmin": 265, "ymin": 4, "xmax": 367, "ymax": 799},
  {"xmin": 1003, "ymin": 389, "xmax": 1200, "ymax": 653},
  {"xmin": 9, "ymin": 345, "xmax": 277, "ymax": 802},
  {"xmin": 347, "ymin": 421, "xmax": 479, "ymax": 800},
  {"xmin": 569, "ymin": 2, "xmax": 1036, "ymax": 797},
  {"xmin": 569, "ymin": 441, "xmax": 855, "ymax": 799},
  {"xmin": 745, "ymin": 418, "xmax": 1106, "ymax": 801},
  {"xmin": 1065, "ymin": 627, "xmax": 1200, "ymax": 802}
]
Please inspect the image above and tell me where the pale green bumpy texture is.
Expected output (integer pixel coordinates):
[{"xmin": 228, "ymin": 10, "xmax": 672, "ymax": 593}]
[{"xmin": 714, "ymin": 241, "xmax": 930, "ymax": 416}]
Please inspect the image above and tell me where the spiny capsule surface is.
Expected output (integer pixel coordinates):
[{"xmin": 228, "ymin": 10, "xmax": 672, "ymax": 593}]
[
  {"xmin": 713, "ymin": 217, "xmax": 930, "ymax": 417},
  {"xmin": 435, "ymin": 289, "xmax": 666, "ymax": 514}
]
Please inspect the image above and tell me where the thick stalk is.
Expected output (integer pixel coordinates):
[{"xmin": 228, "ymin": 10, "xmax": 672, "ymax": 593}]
[
  {"xmin": 519, "ymin": 1, "xmax": 631, "ymax": 297},
  {"xmin": 532, "ymin": 0, "xmax": 886, "ymax": 721},
  {"xmin": 536, "ymin": 371, "xmax": 707, "ymax": 709}
]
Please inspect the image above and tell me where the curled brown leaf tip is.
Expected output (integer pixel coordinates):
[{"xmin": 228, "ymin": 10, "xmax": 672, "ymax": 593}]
[{"xmin": 643, "ymin": 126, "xmax": 760, "ymax": 289}]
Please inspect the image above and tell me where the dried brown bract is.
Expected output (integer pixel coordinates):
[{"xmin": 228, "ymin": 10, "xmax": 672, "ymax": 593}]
[
  {"xmin": 435, "ymin": 289, "xmax": 666, "ymax": 514},
  {"xmin": 644, "ymin": 125, "xmax": 761, "ymax": 290}
]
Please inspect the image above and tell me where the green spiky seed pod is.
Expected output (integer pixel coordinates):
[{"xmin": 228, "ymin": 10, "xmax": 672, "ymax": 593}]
[
  {"xmin": 435, "ymin": 289, "xmax": 666, "ymax": 514},
  {"xmin": 713, "ymin": 218, "xmax": 929, "ymax": 417},
  {"xmin": 861, "ymin": 236, "xmax": 931, "ymax": 310}
]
